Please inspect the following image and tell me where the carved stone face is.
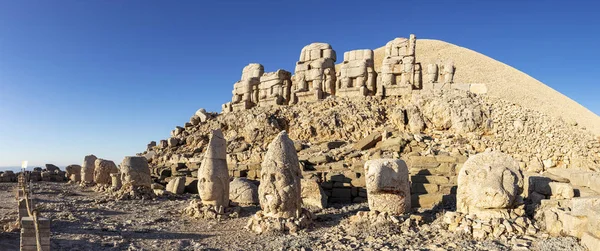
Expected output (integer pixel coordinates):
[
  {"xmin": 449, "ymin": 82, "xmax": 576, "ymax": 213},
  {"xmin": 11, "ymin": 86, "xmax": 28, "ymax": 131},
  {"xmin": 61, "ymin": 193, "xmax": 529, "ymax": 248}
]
[
  {"xmin": 364, "ymin": 159, "xmax": 411, "ymax": 215},
  {"xmin": 197, "ymin": 129, "xmax": 229, "ymax": 208},
  {"xmin": 258, "ymin": 131, "xmax": 302, "ymax": 218},
  {"xmin": 457, "ymin": 152, "xmax": 523, "ymax": 219}
]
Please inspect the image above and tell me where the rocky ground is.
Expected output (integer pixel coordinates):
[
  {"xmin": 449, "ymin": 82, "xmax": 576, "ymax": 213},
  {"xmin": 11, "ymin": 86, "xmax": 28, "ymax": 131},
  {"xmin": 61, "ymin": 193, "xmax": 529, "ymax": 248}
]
[{"xmin": 0, "ymin": 182, "xmax": 587, "ymax": 251}]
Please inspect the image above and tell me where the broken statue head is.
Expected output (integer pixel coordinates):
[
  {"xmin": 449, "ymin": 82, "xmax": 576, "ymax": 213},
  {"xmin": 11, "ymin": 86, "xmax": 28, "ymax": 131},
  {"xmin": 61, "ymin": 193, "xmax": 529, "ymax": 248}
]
[
  {"xmin": 364, "ymin": 159, "xmax": 411, "ymax": 215},
  {"xmin": 457, "ymin": 152, "xmax": 524, "ymax": 219},
  {"xmin": 258, "ymin": 131, "xmax": 302, "ymax": 218},
  {"xmin": 197, "ymin": 129, "xmax": 230, "ymax": 208}
]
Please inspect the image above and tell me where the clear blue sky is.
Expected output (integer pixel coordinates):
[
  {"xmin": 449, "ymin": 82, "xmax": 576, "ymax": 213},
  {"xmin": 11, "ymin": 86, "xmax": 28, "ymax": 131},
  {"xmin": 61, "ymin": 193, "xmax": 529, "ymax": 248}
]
[{"xmin": 1, "ymin": 0, "xmax": 598, "ymax": 168}]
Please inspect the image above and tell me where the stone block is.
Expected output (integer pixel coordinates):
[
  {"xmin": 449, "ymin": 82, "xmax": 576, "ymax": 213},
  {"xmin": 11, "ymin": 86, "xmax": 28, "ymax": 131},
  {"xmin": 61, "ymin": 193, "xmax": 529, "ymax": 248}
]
[
  {"xmin": 469, "ymin": 83, "xmax": 488, "ymax": 94},
  {"xmin": 548, "ymin": 182, "xmax": 574, "ymax": 199},
  {"xmin": 353, "ymin": 132, "xmax": 382, "ymax": 151},
  {"xmin": 581, "ymin": 232, "xmax": 600, "ymax": 251},
  {"xmin": 411, "ymin": 193, "xmax": 444, "ymax": 208}
]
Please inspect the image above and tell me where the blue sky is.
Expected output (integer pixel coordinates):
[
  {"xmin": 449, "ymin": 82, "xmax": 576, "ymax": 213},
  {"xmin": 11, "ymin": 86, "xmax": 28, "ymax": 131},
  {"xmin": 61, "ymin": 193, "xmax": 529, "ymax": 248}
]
[{"xmin": 1, "ymin": 0, "xmax": 599, "ymax": 168}]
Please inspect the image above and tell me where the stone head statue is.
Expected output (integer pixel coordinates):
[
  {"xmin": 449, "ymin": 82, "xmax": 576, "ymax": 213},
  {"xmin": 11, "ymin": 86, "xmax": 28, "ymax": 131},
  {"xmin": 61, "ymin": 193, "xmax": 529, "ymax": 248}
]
[
  {"xmin": 364, "ymin": 159, "xmax": 411, "ymax": 215},
  {"xmin": 457, "ymin": 152, "xmax": 523, "ymax": 219},
  {"xmin": 198, "ymin": 129, "xmax": 229, "ymax": 208},
  {"xmin": 258, "ymin": 131, "xmax": 302, "ymax": 218}
]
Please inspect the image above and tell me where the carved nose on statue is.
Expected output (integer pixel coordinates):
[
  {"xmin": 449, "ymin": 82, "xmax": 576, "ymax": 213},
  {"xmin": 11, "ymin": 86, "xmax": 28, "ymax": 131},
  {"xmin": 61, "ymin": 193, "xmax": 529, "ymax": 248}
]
[{"xmin": 481, "ymin": 187, "xmax": 510, "ymax": 208}]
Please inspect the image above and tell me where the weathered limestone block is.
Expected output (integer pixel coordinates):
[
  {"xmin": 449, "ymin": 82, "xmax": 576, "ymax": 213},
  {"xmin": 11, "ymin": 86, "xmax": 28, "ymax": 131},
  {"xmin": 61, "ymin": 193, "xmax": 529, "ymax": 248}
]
[
  {"xmin": 364, "ymin": 159, "xmax": 411, "ymax": 215},
  {"xmin": 81, "ymin": 155, "xmax": 97, "ymax": 183},
  {"xmin": 166, "ymin": 176, "xmax": 186, "ymax": 194},
  {"xmin": 582, "ymin": 232, "xmax": 600, "ymax": 251},
  {"xmin": 45, "ymin": 164, "xmax": 60, "ymax": 172},
  {"xmin": 110, "ymin": 173, "xmax": 121, "ymax": 189},
  {"xmin": 229, "ymin": 178, "xmax": 259, "ymax": 205},
  {"xmin": 93, "ymin": 159, "xmax": 119, "ymax": 185},
  {"xmin": 292, "ymin": 43, "xmax": 336, "ymax": 103},
  {"xmin": 120, "ymin": 156, "xmax": 152, "ymax": 188},
  {"xmin": 167, "ymin": 137, "xmax": 179, "ymax": 147},
  {"xmin": 440, "ymin": 60, "xmax": 455, "ymax": 84},
  {"xmin": 229, "ymin": 63, "xmax": 264, "ymax": 112},
  {"xmin": 197, "ymin": 129, "xmax": 229, "ymax": 208},
  {"xmin": 377, "ymin": 34, "xmax": 420, "ymax": 97},
  {"xmin": 426, "ymin": 63, "xmax": 438, "ymax": 84},
  {"xmin": 457, "ymin": 152, "xmax": 523, "ymax": 219},
  {"xmin": 65, "ymin": 164, "xmax": 82, "ymax": 182},
  {"xmin": 258, "ymin": 131, "xmax": 303, "ymax": 218},
  {"xmin": 337, "ymin": 49, "xmax": 376, "ymax": 97},
  {"xmin": 548, "ymin": 182, "xmax": 574, "ymax": 199},
  {"xmin": 258, "ymin": 69, "xmax": 292, "ymax": 106},
  {"xmin": 301, "ymin": 179, "xmax": 328, "ymax": 210}
]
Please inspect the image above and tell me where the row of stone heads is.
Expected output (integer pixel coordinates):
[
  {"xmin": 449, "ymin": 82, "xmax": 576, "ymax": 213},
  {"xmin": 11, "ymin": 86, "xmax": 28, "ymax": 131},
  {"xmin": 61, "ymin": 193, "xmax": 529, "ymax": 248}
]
[
  {"xmin": 196, "ymin": 129, "xmax": 524, "ymax": 224},
  {"xmin": 64, "ymin": 155, "xmax": 153, "ymax": 188},
  {"xmin": 222, "ymin": 34, "xmax": 456, "ymax": 113}
]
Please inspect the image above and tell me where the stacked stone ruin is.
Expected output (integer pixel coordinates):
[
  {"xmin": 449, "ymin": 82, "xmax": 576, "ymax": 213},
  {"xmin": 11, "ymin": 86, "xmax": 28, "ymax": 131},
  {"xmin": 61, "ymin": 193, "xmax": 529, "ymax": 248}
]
[{"xmin": 221, "ymin": 34, "xmax": 469, "ymax": 113}]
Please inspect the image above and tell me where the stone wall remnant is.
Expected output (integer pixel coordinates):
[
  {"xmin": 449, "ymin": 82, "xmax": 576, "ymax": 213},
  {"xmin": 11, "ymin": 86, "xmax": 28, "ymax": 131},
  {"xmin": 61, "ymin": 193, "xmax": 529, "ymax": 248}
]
[
  {"xmin": 337, "ymin": 49, "xmax": 376, "ymax": 97},
  {"xmin": 378, "ymin": 34, "xmax": 421, "ymax": 97},
  {"xmin": 292, "ymin": 43, "xmax": 336, "ymax": 103}
]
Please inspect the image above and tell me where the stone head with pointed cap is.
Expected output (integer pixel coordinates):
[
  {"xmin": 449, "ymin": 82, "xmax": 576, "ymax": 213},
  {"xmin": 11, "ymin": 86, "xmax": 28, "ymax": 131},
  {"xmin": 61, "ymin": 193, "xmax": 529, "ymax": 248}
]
[
  {"xmin": 258, "ymin": 131, "xmax": 302, "ymax": 218},
  {"xmin": 198, "ymin": 129, "xmax": 230, "ymax": 208}
]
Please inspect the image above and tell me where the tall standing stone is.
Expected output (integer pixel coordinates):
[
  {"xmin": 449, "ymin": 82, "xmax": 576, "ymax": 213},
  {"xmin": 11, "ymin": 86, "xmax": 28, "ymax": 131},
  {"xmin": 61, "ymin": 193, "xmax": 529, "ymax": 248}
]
[
  {"xmin": 120, "ymin": 156, "xmax": 152, "ymax": 188},
  {"xmin": 81, "ymin": 155, "xmax": 97, "ymax": 184},
  {"xmin": 258, "ymin": 131, "xmax": 302, "ymax": 218},
  {"xmin": 197, "ymin": 129, "xmax": 229, "ymax": 208}
]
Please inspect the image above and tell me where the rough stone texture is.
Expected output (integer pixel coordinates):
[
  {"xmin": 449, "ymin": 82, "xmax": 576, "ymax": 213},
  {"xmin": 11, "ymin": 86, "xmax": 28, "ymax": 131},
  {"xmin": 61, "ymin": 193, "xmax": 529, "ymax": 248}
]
[
  {"xmin": 372, "ymin": 39, "xmax": 600, "ymax": 135},
  {"xmin": 229, "ymin": 178, "xmax": 258, "ymax": 205},
  {"xmin": 120, "ymin": 156, "xmax": 152, "ymax": 188},
  {"xmin": 224, "ymin": 63, "xmax": 264, "ymax": 112},
  {"xmin": 93, "ymin": 159, "xmax": 119, "ymax": 185},
  {"xmin": 457, "ymin": 152, "xmax": 524, "ymax": 219},
  {"xmin": 166, "ymin": 176, "xmax": 186, "ymax": 194},
  {"xmin": 364, "ymin": 159, "xmax": 411, "ymax": 215},
  {"xmin": 81, "ymin": 155, "xmax": 97, "ymax": 183},
  {"xmin": 45, "ymin": 164, "xmax": 60, "ymax": 172},
  {"xmin": 258, "ymin": 131, "xmax": 302, "ymax": 218},
  {"xmin": 292, "ymin": 43, "xmax": 336, "ymax": 103},
  {"xmin": 65, "ymin": 164, "xmax": 82, "ymax": 182},
  {"xmin": 300, "ymin": 179, "xmax": 328, "ymax": 210},
  {"xmin": 197, "ymin": 129, "xmax": 229, "ymax": 208},
  {"xmin": 337, "ymin": 49, "xmax": 376, "ymax": 97},
  {"xmin": 377, "ymin": 35, "xmax": 420, "ymax": 97},
  {"xmin": 258, "ymin": 70, "xmax": 292, "ymax": 106}
]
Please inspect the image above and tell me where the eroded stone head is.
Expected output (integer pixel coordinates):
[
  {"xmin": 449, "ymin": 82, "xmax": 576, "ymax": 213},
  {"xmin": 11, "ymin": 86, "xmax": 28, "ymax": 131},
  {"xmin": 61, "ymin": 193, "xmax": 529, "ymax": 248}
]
[
  {"xmin": 258, "ymin": 131, "xmax": 302, "ymax": 218},
  {"xmin": 364, "ymin": 159, "xmax": 411, "ymax": 215},
  {"xmin": 457, "ymin": 152, "xmax": 523, "ymax": 219},
  {"xmin": 197, "ymin": 129, "xmax": 229, "ymax": 208}
]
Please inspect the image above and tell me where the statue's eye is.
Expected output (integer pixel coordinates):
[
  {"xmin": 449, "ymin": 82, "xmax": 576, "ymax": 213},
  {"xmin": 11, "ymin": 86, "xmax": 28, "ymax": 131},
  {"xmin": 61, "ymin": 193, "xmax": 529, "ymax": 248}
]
[{"xmin": 270, "ymin": 174, "xmax": 276, "ymax": 182}]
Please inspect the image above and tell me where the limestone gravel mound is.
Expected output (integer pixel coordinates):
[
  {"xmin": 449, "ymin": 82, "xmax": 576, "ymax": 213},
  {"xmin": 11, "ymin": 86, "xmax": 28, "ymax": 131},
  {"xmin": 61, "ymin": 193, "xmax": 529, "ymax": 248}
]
[{"xmin": 371, "ymin": 39, "xmax": 600, "ymax": 135}]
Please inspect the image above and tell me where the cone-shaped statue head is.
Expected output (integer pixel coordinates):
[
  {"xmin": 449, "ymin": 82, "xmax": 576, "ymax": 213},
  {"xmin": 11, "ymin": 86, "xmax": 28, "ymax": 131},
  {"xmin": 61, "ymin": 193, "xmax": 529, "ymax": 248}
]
[
  {"xmin": 198, "ymin": 129, "xmax": 230, "ymax": 208},
  {"xmin": 258, "ymin": 131, "xmax": 302, "ymax": 218}
]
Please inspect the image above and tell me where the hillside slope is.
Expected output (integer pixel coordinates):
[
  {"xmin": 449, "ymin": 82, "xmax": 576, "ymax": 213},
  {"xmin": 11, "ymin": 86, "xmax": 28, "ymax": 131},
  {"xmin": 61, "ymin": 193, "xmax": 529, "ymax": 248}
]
[{"xmin": 370, "ymin": 39, "xmax": 600, "ymax": 135}]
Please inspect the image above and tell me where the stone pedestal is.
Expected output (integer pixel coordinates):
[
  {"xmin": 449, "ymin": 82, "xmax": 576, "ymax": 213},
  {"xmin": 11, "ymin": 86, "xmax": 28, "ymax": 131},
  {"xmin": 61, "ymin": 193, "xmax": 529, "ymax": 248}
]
[{"xmin": 20, "ymin": 216, "xmax": 50, "ymax": 251}]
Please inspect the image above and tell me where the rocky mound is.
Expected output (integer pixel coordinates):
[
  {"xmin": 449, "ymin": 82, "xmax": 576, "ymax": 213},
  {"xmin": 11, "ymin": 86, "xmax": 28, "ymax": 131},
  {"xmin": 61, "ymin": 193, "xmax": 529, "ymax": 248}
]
[
  {"xmin": 142, "ymin": 89, "xmax": 599, "ymax": 189},
  {"xmin": 370, "ymin": 39, "xmax": 600, "ymax": 135}
]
